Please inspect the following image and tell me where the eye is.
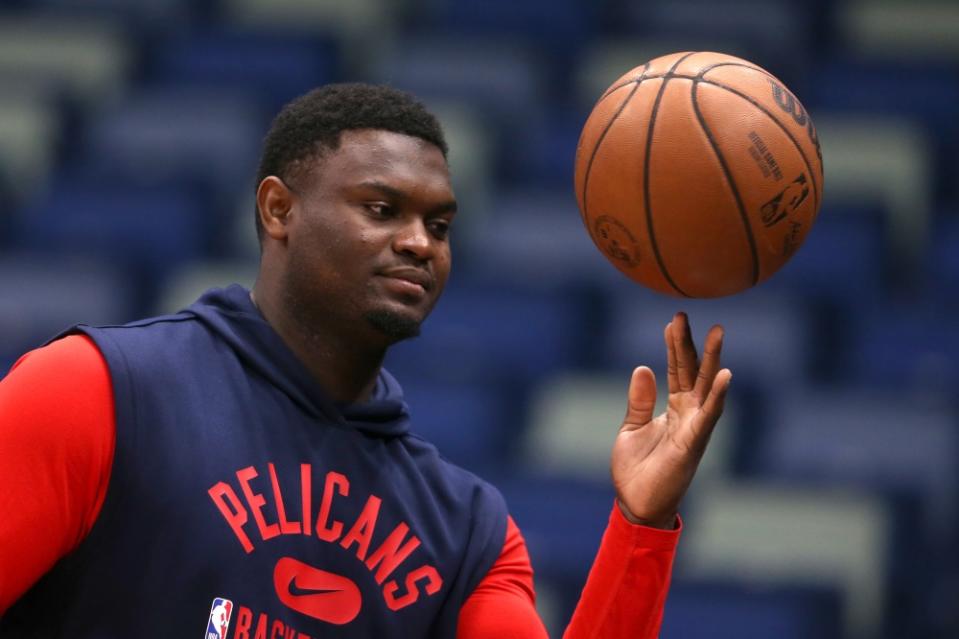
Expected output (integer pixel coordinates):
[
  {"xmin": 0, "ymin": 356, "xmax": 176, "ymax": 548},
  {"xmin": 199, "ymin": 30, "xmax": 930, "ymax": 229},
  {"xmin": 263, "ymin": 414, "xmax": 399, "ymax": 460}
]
[
  {"xmin": 364, "ymin": 202, "xmax": 393, "ymax": 218},
  {"xmin": 428, "ymin": 219, "xmax": 452, "ymax": 240}
]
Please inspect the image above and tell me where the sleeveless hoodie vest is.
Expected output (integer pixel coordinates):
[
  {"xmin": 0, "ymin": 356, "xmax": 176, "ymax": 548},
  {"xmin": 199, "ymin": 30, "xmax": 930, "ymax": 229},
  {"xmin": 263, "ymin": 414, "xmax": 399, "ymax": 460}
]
[{"xmin": 2, "ymin": 285, "xmax": 508, "ymax": 638}]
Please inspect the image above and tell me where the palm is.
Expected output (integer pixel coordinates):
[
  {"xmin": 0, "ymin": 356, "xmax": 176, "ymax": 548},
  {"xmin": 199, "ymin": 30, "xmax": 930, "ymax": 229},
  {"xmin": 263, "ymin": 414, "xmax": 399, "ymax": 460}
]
[{"xmin": 610, "ymin": 313, "xmax": 731, "ymax": 529}]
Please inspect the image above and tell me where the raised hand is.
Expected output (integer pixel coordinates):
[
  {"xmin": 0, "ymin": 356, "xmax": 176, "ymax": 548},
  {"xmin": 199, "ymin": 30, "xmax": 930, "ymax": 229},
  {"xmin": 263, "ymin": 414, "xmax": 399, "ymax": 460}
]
[{"xmin": 610, "ymin": 312, "xmax": 731, "ymax": 529}]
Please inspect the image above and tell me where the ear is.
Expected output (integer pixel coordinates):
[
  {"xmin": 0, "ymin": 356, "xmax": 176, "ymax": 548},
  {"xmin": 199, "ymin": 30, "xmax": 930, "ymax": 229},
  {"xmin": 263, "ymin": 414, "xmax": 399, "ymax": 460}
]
[{"xmin": 256, "ymin": 176, "xmax": 296, "ymax": 242}]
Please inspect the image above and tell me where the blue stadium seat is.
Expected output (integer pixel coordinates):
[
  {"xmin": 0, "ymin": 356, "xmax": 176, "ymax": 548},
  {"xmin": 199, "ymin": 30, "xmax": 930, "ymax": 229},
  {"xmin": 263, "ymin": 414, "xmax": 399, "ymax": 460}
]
[
  {"xmin": 810, "ymin": 59, "xmax": 959, "ymax": 201},
  {"xmin": 14, "ymin": 180, "xmax": 206, "ymax": 299},
  {"xmin": 661, "ymin": 580, "xmax": 843, "ymax": 639},
  {"xmin": 429, "ymin": 471, "xmax": 618, "ymax": 633},
  {"xmin": 750, "ymin": 388, "xmax": 959, "ymax": 550},
  {"xmin": 522, "ymin": 370, "xmax": 742, "ymax": 483},
  {"xmin": 848, "ymin": 303, "xmax": 959, "ymax": 395},
  {"xmin": 928, "ymin": 214, "xmax": 959, "ymax": 298},
  {"xmin": 384, "ymin": 281, "xmax": 591, "ymax": 387},
  {"xmin": 147, "ymin": 31, "xmax": 337, "ymax": 111},
  {"xmin": 609, "ymin": 0, "xmax": 816, "ymax": 91},
  {"xmin": 418, "ymin": 0, "xmax": 598, "ymax": 53},
  {"xmin": 221, "ymin": 0, "xmax": 398, "ymax": 43},
  {"xmin": 502, "ymin": 107, "xmax": 585, "ymax": 188},
  {"xmin": 0, "ymin": 252, "xmax": 133, "ymax": 366},
  {"xmin": 0, "ymin": 91, "xmax": 61, "ymax": 202},
  {"xmin": 491, "ymin": 472, "xmax": 616, "ymax": 612},
  {"xmin": 400, "ymin": 378, "xmax": 519, "ymax": 474},
  {"xmin": 0, "ymin": 15, "xmax": 132, "ymax": 110},
  {"xmin": 600, "ymin": 286, "xmax": 813, "ymax": 390},
  {"xmin": 763, "ymin": 204, "xmax": 886, "ymax": 306},
  {"xmin": 27, "ymin": 0, "xmax": 196, "ymax": 31},
  {"xmin": 678, "ymin": 479, "xmax": 893, "ymax": 639},
  {"xmin": 837, "ymin": 0, "xmax": 959, "ymax": 67},
  {"xmin": 369, "ymin": 36, "xmax": 546, "ymax": 127},
  {"xmin": 809, "ymin": 60, "xmax": 959, "ymax": 136},
  {"xmin": 79, "ymin": 87, "xmax": 265, "ymax": 196},
  {"xmin": 462, "ymin": 187, "xmax": 617, "ymax": 287},
  {"xmin": 154, "ymin": 259, "xmax": 258, "ymax": 315},
  {"xmin": 815, "ymin": 115, "xmax": 932, "ymax": 277}
]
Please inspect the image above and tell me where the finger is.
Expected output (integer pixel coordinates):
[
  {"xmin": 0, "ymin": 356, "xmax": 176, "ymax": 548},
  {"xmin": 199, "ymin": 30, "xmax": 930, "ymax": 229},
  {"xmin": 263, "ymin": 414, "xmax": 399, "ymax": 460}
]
[
  {"xmin": 671, "ymin": 312, "xmax": 698, "ymax": 392},
  {"xmin": 693, "ymin": 324, "xmax": 725, "ymax": 404},
  {"xmin": 699, "ymin": 368, "xmax": 732, "ymax": 433},
  {"xmin": 623, "ymin": 366, "xmax": 657, "ymax": 430},
  {"xmin": 664, "ymin": 322, "xmax": 679, "ymax": 394}
]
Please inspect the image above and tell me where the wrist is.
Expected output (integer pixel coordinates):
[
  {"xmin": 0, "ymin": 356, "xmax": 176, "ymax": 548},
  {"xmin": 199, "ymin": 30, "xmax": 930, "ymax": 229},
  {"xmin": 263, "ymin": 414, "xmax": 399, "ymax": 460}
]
[{"xmin": 616, "ymin": 500, "xmax": 677, "ymax": 530}]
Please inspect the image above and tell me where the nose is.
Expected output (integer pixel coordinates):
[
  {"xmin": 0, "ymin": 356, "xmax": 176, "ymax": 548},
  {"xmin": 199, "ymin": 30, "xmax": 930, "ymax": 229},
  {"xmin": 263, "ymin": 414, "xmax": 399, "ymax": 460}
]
[{"xmin": 393, "ymin": 219, "xmax": 434, "ymax": 261}]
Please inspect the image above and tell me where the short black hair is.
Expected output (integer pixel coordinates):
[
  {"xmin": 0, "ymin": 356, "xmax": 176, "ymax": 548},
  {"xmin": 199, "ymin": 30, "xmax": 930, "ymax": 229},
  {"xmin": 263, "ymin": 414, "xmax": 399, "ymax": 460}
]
[{"xmin": 254, "ymin": 83, "xmax": 449, "ymax": 242}]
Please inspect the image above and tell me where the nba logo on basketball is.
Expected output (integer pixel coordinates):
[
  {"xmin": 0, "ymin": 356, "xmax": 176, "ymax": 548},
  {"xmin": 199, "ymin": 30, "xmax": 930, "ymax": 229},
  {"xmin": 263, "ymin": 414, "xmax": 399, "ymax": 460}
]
[{"xmin": 205, "ymin": 597, "xmax": 234, "ymax": 639}]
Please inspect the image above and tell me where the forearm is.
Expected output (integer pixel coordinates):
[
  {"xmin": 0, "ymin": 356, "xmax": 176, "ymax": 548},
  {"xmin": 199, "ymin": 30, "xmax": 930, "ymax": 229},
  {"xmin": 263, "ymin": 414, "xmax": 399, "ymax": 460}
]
[{"xmin": 563, "ymin": 503, "xmax": 680, "ymax": 639}]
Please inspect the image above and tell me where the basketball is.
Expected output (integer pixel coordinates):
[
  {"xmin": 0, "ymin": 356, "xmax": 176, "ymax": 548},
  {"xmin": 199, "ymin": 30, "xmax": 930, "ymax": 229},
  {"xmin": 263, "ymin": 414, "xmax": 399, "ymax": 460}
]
[{"xmin": 575, "ymin": 51, "xmax": 824, "ymax": 298}]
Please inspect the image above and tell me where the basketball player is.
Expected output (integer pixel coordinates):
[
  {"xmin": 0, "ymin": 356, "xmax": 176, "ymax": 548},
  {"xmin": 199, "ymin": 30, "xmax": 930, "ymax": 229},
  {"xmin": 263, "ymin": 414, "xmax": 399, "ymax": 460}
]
[{"xmin": 0, "ymin": 84, "xmax": 730, "ymax": 637}]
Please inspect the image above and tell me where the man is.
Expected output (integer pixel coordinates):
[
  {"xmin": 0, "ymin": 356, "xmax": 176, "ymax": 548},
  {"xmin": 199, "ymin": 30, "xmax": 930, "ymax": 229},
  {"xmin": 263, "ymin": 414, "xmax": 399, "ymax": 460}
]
[{"xmin": 0, "ymin": 83, "xmax": 731, "ymax": 637}]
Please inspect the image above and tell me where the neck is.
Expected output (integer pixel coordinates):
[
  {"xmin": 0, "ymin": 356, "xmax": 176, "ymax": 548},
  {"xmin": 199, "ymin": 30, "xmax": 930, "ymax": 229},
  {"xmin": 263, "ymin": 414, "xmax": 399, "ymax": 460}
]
[{"xmin": 250, "ymin": 284, "xmax": 385, "ymax": 404}]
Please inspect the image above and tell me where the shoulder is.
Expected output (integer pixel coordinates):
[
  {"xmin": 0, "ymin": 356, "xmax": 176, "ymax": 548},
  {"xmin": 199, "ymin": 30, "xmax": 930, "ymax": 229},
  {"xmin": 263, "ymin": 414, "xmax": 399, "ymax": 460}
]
[
  {"xmin": 395, "ymin": 435, "xmax": 513, "ymax": 602},
  {"xmin": 399, "ymin": 434, "xmax": 510, "ymax": 560},
  {"xmin": 3, "ymin": 333, "xmax": 109, "ymax": 395},
  {"xmin": 403, "ymin": 433, "xmax": 508, "ymax": 516},
  {"xmin": 78, "ymin": 310, "xmax": 200, "ymax": 346},
  {"xmin": 0, "ymin": 333, "xmax": 115, "ymax": 517},
  {"xmin": 74, "ymin": 310, "xmax": 213, "ymax": 376}
]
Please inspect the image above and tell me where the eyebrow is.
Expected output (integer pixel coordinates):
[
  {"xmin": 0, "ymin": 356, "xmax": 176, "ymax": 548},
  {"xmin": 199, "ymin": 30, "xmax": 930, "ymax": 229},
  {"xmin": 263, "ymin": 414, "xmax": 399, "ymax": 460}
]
[{"xmin": 357, "ymin": 180, "xmax": 458, "ymax": 216}]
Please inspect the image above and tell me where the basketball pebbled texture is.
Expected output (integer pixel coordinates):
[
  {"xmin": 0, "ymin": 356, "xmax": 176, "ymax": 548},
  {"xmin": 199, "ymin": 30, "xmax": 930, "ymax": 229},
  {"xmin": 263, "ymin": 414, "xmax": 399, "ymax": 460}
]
[{"xmin": 575, "ymin": 51, "xmax": 824, "ymax": 298}]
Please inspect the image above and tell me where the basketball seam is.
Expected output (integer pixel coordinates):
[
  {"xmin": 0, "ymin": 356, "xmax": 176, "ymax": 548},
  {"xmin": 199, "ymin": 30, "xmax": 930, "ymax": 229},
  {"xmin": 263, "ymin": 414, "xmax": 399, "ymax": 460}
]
[
  {"xmin": 631, "ymin": 73, "xmax": 822, "ymax": 217},
  {"xmin": 599, "ymin": 72, "xmax": 647, "ymax": 102},
  {"xmin": 593, "ymin": 81, "xmax": 643, "ymax": 114},
  {"xmin": 697, "ymin": 78, "xmax": 821, "ymax": 214},
  {"xmin": 628, "ymin": 68, "xmax": 779, "ymax": 85},
  {"xmin": 600, "ymin": 80, "xmax": 634, "ymax": 100},
  {"xmin": 643, "ymin": 52, "xmax": 702, "ymax": 298},
  {"xmin": 698, "ymin": 62, "xmax": 821, "ymax": 211},
  {"xmin": 690, "ymin": 78, "xmax": 761, "ymax": 287},
  {"xmin": 697, "ymin": 62, "xmax": 774, "ymax": 82},
  {"xmin": 580, "ymin": 63, "xmax": 649, "ymax": 233}
]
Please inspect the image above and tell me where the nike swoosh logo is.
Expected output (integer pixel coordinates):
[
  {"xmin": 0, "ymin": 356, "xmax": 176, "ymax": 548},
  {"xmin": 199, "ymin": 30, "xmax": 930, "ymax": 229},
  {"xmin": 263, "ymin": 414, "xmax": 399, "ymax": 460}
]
[
  {"xmin": 273, "ymin": 557, "xmax": 362, "ymax": 625},
  {"xmin": 287, "ymin": 582, "xmax": 342, "ymax": 597}
]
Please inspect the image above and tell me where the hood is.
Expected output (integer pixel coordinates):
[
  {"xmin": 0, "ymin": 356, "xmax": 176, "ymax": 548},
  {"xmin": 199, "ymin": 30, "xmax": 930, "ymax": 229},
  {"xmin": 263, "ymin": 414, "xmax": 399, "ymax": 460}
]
[{"xmin": 185, "ymin": 284, "xmax": 411, "ymax": 438}]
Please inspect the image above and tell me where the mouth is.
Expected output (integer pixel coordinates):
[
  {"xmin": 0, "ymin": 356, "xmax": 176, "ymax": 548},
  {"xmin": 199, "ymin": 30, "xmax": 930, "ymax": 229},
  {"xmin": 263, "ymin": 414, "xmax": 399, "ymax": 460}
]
[{"xmin": 378, "ymin": 267, "xmax": 434, "ymax": 293}]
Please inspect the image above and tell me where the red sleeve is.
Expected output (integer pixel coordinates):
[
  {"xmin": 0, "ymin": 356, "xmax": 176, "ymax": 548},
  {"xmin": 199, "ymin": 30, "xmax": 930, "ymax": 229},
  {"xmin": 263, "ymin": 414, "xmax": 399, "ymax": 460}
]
[
  {"xmin": 458, "ymin": 505, "xmax": 679, "ymax": 639},
  {"xmin": 562, "ymin": 505, "xmax": 680, "ymax": 639},
  {"xmin": 0, "ymin": 335, "xmax": 115, "ymax": 614},
  {"xmin": 457, "ymin": 516, "xmax": 548, "ymax": 638}
]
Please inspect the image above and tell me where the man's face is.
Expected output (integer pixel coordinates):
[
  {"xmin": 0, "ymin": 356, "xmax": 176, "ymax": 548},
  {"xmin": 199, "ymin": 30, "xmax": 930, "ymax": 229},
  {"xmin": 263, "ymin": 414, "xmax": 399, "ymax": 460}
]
[{"xmin": 281, "ymin": 129, "xmax": 455, "ymax": 344}]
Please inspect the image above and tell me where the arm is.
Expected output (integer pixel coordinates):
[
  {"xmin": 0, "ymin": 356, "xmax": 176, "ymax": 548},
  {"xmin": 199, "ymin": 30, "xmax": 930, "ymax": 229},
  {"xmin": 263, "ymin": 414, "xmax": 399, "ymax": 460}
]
[
  {"xmin": 562, "ymin": 506, "xmax": 679, "ymax": 639},
  {"xmin": 457, "ymin": 516, "xmax": 548, "ymax": 638},
  {"xmin": 457, "ymin": 313, "xmax": 729, "ymax": 638},
  {"xmin": 457, "ymin": 507, "xmax": 680, "ymax": 639},
  {"xmin": 0, "ymin": 335, "xmax": 115, "ymax": 614}
]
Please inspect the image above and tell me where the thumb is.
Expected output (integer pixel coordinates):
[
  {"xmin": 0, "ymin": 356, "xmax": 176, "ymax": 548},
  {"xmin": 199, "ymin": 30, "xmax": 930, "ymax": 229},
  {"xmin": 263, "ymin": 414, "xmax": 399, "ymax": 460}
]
[{"xmin": 623, "ymin": 366, "xmax": 657, "ymax": 430}]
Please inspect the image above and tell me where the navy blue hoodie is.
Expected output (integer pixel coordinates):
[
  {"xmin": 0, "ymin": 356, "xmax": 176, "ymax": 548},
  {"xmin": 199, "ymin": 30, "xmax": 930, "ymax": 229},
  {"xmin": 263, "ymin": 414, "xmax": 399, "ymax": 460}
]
[{"xmin": 2, "ymin": 285, "xmax": 508, "ymax": 638}]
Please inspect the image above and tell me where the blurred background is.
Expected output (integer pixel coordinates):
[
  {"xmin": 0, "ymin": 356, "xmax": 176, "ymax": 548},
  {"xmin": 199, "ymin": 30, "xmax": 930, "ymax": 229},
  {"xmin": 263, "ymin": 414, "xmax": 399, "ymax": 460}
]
[{"xmin": 0, "ymin": 0, "xmax": 957, "ymax": 636}]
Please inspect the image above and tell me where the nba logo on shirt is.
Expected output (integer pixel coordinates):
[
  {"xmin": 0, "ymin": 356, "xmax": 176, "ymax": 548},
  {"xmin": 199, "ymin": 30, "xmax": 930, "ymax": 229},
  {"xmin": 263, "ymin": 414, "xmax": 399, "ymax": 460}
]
[{"xmin": 205, "ymin": 597, "xmax": 234, "ymax": 639}]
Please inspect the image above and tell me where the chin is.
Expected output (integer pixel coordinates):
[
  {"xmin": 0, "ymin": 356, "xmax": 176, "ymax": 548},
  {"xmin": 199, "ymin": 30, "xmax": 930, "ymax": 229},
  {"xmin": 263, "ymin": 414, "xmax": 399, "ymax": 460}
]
[{"xmin": 364, "ymin": 309, "xmax": 423, "ymax": 342}]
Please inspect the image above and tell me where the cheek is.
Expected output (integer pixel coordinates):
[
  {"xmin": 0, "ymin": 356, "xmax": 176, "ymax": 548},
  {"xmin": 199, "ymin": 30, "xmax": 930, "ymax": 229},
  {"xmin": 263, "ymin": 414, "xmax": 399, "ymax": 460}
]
[
  {"xmin": 356, "ymin": 229, "xmax": 382, "ymax": 251},
  {"xmin": 286, "ymin": 228, "xmax": 354, "ymax": 298},
  {"xmin": 293, "ymin": 217, "xmax": 374, "ymax": 269},
  {"xmin": 433, "ymin": 249, "xmax": 452, "ymax": 289}
]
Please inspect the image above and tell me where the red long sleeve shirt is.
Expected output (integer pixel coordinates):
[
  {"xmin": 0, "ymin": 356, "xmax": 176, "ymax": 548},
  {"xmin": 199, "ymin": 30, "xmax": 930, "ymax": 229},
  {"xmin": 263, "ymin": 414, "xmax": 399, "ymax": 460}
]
[{"xmin": 0, "ymin": 335, "xmax": 680, "ymax": 636}]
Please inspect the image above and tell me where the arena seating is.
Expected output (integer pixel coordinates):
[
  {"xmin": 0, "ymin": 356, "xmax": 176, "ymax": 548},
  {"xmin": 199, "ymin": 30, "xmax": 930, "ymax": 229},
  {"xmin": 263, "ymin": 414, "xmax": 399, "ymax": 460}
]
[{"xmin": 1, "ymin": 0, "xmax": 956, "ymax": 635}]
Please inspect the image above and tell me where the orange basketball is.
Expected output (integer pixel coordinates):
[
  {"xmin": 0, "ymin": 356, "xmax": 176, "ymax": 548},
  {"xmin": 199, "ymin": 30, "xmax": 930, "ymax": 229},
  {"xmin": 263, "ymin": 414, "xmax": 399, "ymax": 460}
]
[{"xmin": 574, "ymin": 51, "xmax": 824, "ymax": 298}]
